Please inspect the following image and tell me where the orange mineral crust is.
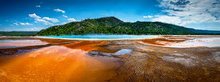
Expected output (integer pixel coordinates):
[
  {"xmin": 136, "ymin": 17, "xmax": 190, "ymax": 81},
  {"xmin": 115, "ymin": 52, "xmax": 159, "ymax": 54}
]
[
  {"xmin": 38, "ymin": 38, "xmax": 76, "ymax": 44},
  {"xmin": 139, "ymin": 35, "xmax": 195, "ymax": 46},
  {"xmin": 0, "ymin": 46, "xmax": 120, "ymax": 82},
  {"xmin": 62, "ymin": 41, "xmax": 109, "ymax": 51}
]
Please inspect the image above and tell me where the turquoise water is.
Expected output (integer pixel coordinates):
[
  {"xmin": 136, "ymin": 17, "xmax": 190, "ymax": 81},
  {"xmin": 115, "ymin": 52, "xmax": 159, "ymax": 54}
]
[{"xmin": 40, "ymin": 35, "xmax": 159, "ymax": 40}]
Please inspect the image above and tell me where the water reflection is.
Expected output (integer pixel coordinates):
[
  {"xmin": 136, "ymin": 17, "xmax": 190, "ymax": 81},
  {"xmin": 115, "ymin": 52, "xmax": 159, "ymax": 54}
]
[
  {"xmin": 61, "ymin": 41, "xmax": 108, "ymax": 51},
  {"xmin": 0, "ymin": 40, "xmax": 48, "ymax": 49},
  {"xmin": 0, "ymin": 46, "xmax": 119, "ymax": 81}
]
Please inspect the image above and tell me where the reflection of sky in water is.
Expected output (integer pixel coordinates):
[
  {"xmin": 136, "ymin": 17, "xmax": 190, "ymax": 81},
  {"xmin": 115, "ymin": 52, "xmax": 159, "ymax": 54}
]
[
  {"xmin": 40, "ymin": 35, "xmax": 159, "ymax": 40},
  {"xmin": 113, "ymin": 49, "xmax": 132, "ymax": 56},
  {"xmin": 0, "ymin": 40, "xmax": 21, "ymax": 43},
  {"xmin": 0, "ymin": 40, "xmax": 48, "ymax": 49},
  {"xmin": 0, "ymin": 40, "xmax": 41, "ymax": 43},
  {"xmin": 0, "ymin": 46, "xmax": 119, "ymax": 81}
]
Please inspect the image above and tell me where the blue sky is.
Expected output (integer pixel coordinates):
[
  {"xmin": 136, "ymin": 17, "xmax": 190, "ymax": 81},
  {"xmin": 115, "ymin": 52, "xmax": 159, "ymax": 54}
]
[{"xmin": 0, "ymin": 0, "xmax": 220, "ymax": 31}]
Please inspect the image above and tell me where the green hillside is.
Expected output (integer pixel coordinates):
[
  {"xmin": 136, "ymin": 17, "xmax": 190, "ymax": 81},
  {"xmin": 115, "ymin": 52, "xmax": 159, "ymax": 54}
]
[{"xmin": 36, "ymin": 17, "xmax": 205, "ymax": 35}]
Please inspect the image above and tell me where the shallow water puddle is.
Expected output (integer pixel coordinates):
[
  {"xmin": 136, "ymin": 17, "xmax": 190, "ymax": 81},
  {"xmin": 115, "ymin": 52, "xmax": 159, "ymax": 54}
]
[
  {"xmin": 0, "ymin": 46, "xmax": 119, "ymax": 82},
  {"xmin": 0, "ymin": 40, "xmax": 48, "ymax": 49},
  {"xmin": 89, "ymin": 49, "xmax": 132, "ymax": 57},
  {"xmin": 113, "ymin": 49, "xmax": 132, "ymax": 56}
]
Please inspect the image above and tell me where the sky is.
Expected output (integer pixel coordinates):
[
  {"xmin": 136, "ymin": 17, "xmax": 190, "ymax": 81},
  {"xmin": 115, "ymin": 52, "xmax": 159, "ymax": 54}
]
[{"xmin": 0, "ymin": 0, "xmax": 220, "ymax": 31}]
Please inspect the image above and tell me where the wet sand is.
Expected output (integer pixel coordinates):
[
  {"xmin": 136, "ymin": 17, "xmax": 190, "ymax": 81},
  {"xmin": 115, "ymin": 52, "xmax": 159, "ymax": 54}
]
[{"xmin": 0, "ymin": 35, "xmax": 220, "ymax": 81}]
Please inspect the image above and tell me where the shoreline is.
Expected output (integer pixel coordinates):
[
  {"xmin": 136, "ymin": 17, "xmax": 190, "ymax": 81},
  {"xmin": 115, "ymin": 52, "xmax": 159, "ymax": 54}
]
[
  {"xmin": 0, "ymin": 35, "xmax": 220, "ymax": 81},
  {"xmin": 1, "ymin": 35, "xmax": 220, "ymax": 40},
  {"xmin": 34, "ymin": 35, "xmax": 163, "ymax": 41},
  {"xmin": 34, "ymin": 35, "xmax": 218, "ymax": 41}
]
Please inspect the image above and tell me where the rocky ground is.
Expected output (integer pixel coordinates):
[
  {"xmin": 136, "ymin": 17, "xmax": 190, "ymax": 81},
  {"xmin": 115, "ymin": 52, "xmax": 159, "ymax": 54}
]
[
  {"xmin": 0, "ymin": 36, "xmax": 219, "ymax": 81},
  {"xmin": 101, "ymin": 40, "xmax": 220, "ymax": 81}
]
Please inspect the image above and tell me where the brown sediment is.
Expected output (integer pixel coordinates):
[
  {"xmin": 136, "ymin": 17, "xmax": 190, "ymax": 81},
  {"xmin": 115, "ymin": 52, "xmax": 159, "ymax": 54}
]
[
  {"xmin": 110, "ymin": 44, "xmax": 220, "ymax": 82},
  {"xmin": 94, "ymin": 47, "xmax": 119, "ymax": 53},
  {"xmin": 62, "ymin": 41, "xmax": 107, "ymax": 51},
  {"xmin": 61, "ymin": 41, "xmax": 119, "ymax": 53},
  {"xmin": 0, "ymin": 45, "xmax": 49, "ymax": 55}
]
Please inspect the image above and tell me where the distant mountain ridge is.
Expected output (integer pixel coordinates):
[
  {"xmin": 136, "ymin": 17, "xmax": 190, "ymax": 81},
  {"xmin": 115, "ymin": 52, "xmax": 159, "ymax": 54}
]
[
  {"xmin": 37, "ymin": 17, "xmax": 220, "ymax": 35},
  {"xmin": 0, "ymin": 31, "xmax": 37, "ymax": 36}
]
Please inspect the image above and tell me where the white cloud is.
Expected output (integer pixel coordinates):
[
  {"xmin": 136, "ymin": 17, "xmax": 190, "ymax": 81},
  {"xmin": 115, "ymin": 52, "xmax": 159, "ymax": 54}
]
[
  {"xmin": 68, "ymin": 18, "xmax": 76, "ymax": 22},
  {"xmin": 54, "ymin": 9, "xmax": 65, "ymax": 13},
  {"xmin": 13, "ymin": 22, "xmax": 32, "ymax": 26},
  {"xmin": 0, "ymin": 27, "xmax": 44, "ymax": 31},
  {"xmin": 20, "ymin": 22, "xmax": 32, "ymax": 25},
  {"xmin": 152, "ymin": 15, "xmax": 181, "ymax": 25},
  {"xmin": 42, "ymin": 17, "xmax": 59, "ymax": 23},
  {"xmin": 62, "ymin": 22, "xmax": 67, "ymax": 24},
  {"xmin": 63, "ymin": 15, "xmax": 68, "ymax": 18},
  {"xmin": 29, "ymin": 13, "xmax": 41, "ymax": 19},
  {"xmin": 36, "ymin": 5, "xmax": 41, "ymax": 8},
  {"xmin": 62, "ymin": 15, "xmax": 77, "ymax": 23},
  {"xmin": 30, "ymin": 27, "xmax": 44, "ymax": 31},
  {"xmin": 29, "ymin": 13, "xmax": 59, "ymax": 25},
  {"xmin": 13, "ymin": 22, "xmax": 19, "ymax": 25},
  {"xmin": 62, "ymin": 15, "xmax": 77, "ymax": 22},
  {"xmin": 35, "ymin": 18, "xmax": 53, "ymax": 25},
  {"xmin": 153, "ymin": 0, "xmax": 220, "ymax": 26},
  {"xmin": 143, "ymin": 15, "xmax": 153, "ymax": 18}
]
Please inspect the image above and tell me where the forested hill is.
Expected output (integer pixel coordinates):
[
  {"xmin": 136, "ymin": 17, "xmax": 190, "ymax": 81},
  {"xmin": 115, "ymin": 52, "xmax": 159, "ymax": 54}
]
[{"xmin": 36, "ymin": 17, "xmax": 219, "ymax": 35}]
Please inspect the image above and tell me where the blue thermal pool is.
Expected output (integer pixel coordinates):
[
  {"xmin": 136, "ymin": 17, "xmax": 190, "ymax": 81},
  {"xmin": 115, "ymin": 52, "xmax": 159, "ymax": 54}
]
[{"xmin": 39, "ymin": 35, "xmax": 159, "ymax": 40}]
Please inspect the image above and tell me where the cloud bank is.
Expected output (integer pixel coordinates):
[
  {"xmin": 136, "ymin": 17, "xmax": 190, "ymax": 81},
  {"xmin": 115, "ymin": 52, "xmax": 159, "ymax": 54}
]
[
  {"xmin": 153, "ymin": 0, "xmax": 220, "ymax": 26},
  {"xmin": 29, "ymin": 13, "xmax": 59, "ymax": 25},
  {"xmin": 143, "ymin": 15, "xmax": 153, "ymax": 18},
  {"xmin": 54, "ymin": 9, "xmax": 65, "ymax": 13},
  {"xmin": 13, "ymin": 22, "xmax": 32, "ymax": 26},
  {"xmin": 20, "ymin": 22, "xmax": 32, "ymax": 25},
  {"xmin": 68, "ymin": 18, "xmax": 76, "ymax": 22}
]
